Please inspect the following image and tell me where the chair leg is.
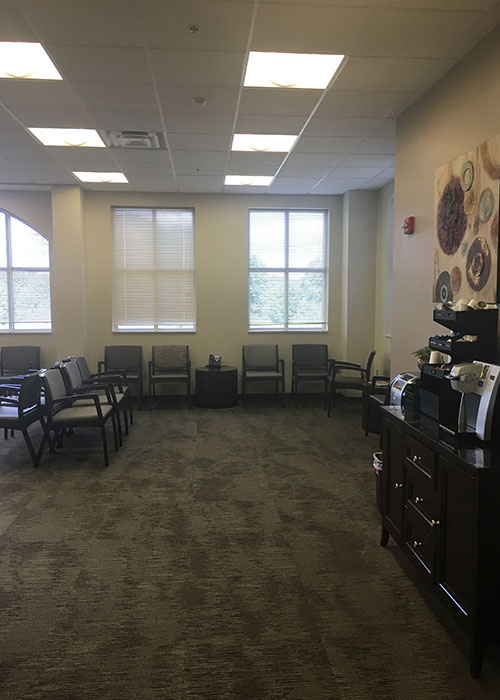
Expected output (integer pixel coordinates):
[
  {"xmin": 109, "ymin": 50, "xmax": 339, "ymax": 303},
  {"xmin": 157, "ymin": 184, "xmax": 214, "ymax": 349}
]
[
  {"xmin": 188, "ymin": 378, "xmax": 191, "ymax": 410},
  {"xmin": 101, "ymin": 427, "xmax": 109, "ymax": 466},
  {"xmin": 149, "ymin": 381, "xmax": 153, "ymax": 411},
  {"xmin": 324, "ymin": 379, "xmax": 329, "ymax": 409},
  {"xmin": 242, "ymin": 378, "xmax": 247, "ymax": 408},
  {"xmin": 115, "ymin": 407, "xmax": 123, "ymax": 447},
  {"xmin": 281, "ymin": 379, "xmax": 285, "ymax": 408},
  {"xmin": 129, "ymin": 394, "xmax": 134, "ymax": 425},
  {"xmin": 123, "ymin": 404, "xmax": 129, "ymax": 435},
  {"xmin": 21, "ymin": 427, "xmax": 39, "ymax": 468},
  {"xmin": 111, "ymin": 414, "xmax": 119, "ymax": 452}
]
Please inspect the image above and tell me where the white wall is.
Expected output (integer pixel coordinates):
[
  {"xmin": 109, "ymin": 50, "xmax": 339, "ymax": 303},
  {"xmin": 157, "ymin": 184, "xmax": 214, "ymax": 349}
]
[
  {"xmin": 393, "ymin": 25, "xmax": 500, "ymax": 375},
  {"xmin": 374, "ymin": 181, "xmax": 393, "ymax": 377}
]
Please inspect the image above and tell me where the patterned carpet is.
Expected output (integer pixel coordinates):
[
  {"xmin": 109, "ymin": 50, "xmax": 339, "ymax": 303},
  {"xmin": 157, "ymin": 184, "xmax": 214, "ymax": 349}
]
[{"xmin": 0, "ymin": 397, "xmax": 499, "ymax": 699}]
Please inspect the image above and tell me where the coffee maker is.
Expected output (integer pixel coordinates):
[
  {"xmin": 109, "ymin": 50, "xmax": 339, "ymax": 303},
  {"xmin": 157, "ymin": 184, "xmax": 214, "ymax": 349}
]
[{"xmin": 441, "ymin": 361, "xmax": 500, "ymax": 440}]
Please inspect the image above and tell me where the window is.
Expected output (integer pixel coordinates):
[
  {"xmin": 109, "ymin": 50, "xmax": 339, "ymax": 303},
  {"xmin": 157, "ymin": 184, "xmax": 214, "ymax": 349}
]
[
  {"xmin": 249, "ymin": 209, "xmax": 328, "ymax": 331},
  {"xmin": 0, "ymin": 210, "xmax": 51, "ymax": 332},
  {"xmin": 112, "ymin": 207, "xmax": 196, "ymax": 332}
]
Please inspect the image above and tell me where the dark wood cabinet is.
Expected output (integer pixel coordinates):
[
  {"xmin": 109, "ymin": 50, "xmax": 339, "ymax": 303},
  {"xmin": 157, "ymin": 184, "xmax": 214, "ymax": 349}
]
[{"xmin": 380, "ymin": 407, "xmax": 500, "ymax": 678}]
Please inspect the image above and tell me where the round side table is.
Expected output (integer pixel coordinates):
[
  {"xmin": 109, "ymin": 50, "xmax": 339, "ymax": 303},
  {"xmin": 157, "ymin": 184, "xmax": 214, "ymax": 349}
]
[{"xmin": 195, "ymin": 366, "xmax": 238, "ymax": 408}]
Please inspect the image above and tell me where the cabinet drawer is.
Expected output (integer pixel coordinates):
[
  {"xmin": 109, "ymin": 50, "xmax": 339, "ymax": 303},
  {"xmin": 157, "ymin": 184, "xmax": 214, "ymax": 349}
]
[
  {"xmin": 406, "ymin": 460, "xmax": 439, "ymax": 523},
  {"xmin": 404, "ymin": 505, "xmax": 436, "ymax": 576},
  {"xmin": 404, "ymin": 434, "xmax": 437, "ymax": 481}
]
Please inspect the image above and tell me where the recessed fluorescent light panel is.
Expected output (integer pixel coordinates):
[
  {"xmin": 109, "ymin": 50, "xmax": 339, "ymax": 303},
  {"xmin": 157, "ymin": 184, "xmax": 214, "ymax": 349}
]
[
  {"xmin": 244, "ymin": 51, "xmax": 344, "ymax": 89},
  {"xmin": 0, "ymin": 42, "xmax": 62, "ymax": 80},
  {"xmin": 231, "ymin": 134, "xmax": 296, "ymax": 152},
  {"xmin": 225, "ymin": 175, "xmax": 273, "ymax": 186},
  {"xmin": 73, "ymin": 172, "xmax": 128, "ymax": 183},
  {"xmin": 28, "ymin": 128, "xmax": 106, "ymax": 147}
]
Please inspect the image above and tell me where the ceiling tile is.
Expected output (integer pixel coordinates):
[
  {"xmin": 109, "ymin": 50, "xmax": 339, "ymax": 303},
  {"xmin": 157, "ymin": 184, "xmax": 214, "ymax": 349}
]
[
  {"xmin": 352, "ymin": 138, "xmax": 396, "ymax": 154},
  {"xmin": 87, "ymin": 111, "xmax": 163, "ymax": 132},
  {"xmin": 0, "ymin": 81, "xmax": 80, "ymax": 109},
  {"xmin": 316, "ymin": 90, "xmax": 415, "ymax": 118},
  {"xmin": 370, "ymin": 120, "xmax": 397, "ymax": 138},
  {"xmin": 329, "ymin": 166, "xmax": 386, "ymax": 178},
  {"xmin": 285, "ymin": 153, "xmax": 345, "ymax": 167},
  {"xmin": 126, "ymin": 175, "xmax": 177, "ymax": 189},
  {"xmin": 227, "ymin": 153, "xmax": 285, "ymax": 168},
  {"xmin": 166, "ymin": 134, "xmax": 232, "ymax": 151},
  {"xmin": 0, "ymin": 127, "xmax": 40, "ymax": 146},
  {"xmin": 164, "ymin": 113, "xmax": 234, "ymax": 134},
  {"xmin": 332, "ymin": 56, "xmax": 449, "ymax": 92},
  {"xmin": 111, "ymin": 150, "xmax": 173, "ymax": 165},
  {"xmin": 225, "ymin": 164, "xmax": 278, "ymax": 176},
  {"xmin": 304, "ymin": 117, "xmax": 384, "ymax": 138},
  {"xmin": 352, "ymin": 9, "xmax": 493, "ymax": 59},
  {"xmin": 252, "ymin": 5, "xmax": 373, "ymax": 53},
  {"xmin": 0, "ymin": 144, "xmax": 48, "ymax": 160},
  {"xmin": 47, "ymin": 148, "xmax": 116, "ymax": 167},
  {"xmin": 172, "ymin": 151, "xmax": 228, "ymax": 166},
  {"xmin": 311, "ymin": 178, "xmax": 371, "ymax": 194},
  {"xmin": 10, "ymin": 108, "xmax": 90, "ymax": 128},
  {"xmin": 177, "ymin": 175, "xmax": 224, "ymax": 192},
  {"xmin": 150, "ymin": 50, "xmax": 245, "ymax": 87},
  {"xmin": 294, "ymin": 136, "xmax": 361, "ymax": 154},
  {"xmin": 341, "ymin": 154, "xmax": 394, "ymax": 168},
  {"xmin": 17, "ymin": 0, "xmax": 142, "ymax": 47},
  {"xmin": 71, "ymin": 83, "xmax": 158, "ymax": 111},
  {"xmin": 235, "ymin": 115, "xmax": 305, "ymax": 133},
  {"xmin": 379, "ymin": 0, "xmax": 498, "ymax": 13},
  {"xmin": 239, "ymin": 88, "xmax": 319, "ymax": 116},
  {"xmin": 120, "ymin": 162, "xmax": 174, "ymax": 175},
  {"xmin": 0, "ymin": 0, "xmax": 37, "ymax": 41},
  {"xmin": 158, "ymin": 86, "xmax": 239, "ymax": 114},
  {"xmin": 46, "ymin": 46, "xmax": 151, "ymax": 84},
  {"xmin": 279, "ymin": 165, "xmax": 331, "ymax": 178},
  {"xmin": 270, "ymin": 176, "xmax": 322, "ymax": 189},
  {"xmin": 141, "ymin": 0, "xmax": 254, "ymax": 51}
]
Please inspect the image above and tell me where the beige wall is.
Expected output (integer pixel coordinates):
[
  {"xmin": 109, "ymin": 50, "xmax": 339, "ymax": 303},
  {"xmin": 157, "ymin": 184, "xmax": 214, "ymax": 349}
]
[
  {"xmin": 374, "ymin": 181, "xmax": 393, "ymax": 377},
  {"xmin": 393, "ymin": 25, "xmax": 500, "ymax": 375},
  {"xmin": 1, "ymin": 184, "xmax": 391, "ymax": 388}
]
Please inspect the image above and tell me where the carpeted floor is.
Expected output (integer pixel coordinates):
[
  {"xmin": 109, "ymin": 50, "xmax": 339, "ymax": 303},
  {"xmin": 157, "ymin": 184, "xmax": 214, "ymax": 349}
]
[{"xmin": 0, "ymin": 397, "xmax": 499, "ymax": 699}]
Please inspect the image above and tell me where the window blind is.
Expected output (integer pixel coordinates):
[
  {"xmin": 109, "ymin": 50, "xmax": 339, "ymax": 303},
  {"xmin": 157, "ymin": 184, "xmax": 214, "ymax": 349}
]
[{"xmin": 112, "ymin": 207, "xmax": 196, "ymax": 331}]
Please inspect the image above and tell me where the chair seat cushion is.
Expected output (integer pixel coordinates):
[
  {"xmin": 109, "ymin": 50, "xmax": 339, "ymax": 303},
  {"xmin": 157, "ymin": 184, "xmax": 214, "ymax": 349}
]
[
  {"xmin": 245, "ymin": 370, "xmax": 282, "ymax": 379},
  {"xmin": 151, "ymin": 372, "xmax": 188, "ymax": 380},
  {"xmin": 0, "ymin": 405, "xmax": 39, "ymax": 424},
  {"xmin": 295, "ymin": 370, "xmax": 328, "ymax": 379},
  {"xmin": 335, "ymin": 376, "xmax": 364, "ymax": 389},
  {"xmin": 52, "ymin": 404, "xmax": 113, "ymax": 423}
]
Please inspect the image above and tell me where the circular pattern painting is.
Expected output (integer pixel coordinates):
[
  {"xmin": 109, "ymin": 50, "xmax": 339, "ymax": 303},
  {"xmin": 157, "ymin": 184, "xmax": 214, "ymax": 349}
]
[
  {"xmin": 435, "ymin": 271, "xmax": 452, "ymax": 303},
  {"xmin": 437, "ymin": 177, "xmax": 468, "ymax": 255},
  {"xmin": 479, "ymin": 188, "xmax": 495, "ymax": 223},
  {"xmin": 460, "ymin": 160, "xmax": 474, "ymax": 191},
  {"xmin": 466, "ymin": 237, "xmax": 491, "ymax": 291}
]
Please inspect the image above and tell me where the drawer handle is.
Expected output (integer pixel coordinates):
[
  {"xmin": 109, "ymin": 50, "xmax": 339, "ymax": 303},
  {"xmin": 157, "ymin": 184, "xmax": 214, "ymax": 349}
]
[
  {"xmin": 394, "ymin": 482, "xmax": 403, "ymax": 490},
  {"xmin": 431, "ymin": 519, "xmax": 440, "ymax": 527},
  {"xmin": 414, "ymin": 496, "xmax": 424, "ymax": 504},
  {"xmin": 413, "ymin": 454, "xmax": 422, "ymax": 463},
  {"xmin": 413, "ymin": 540, "xmax": 422, "ymax": 548}
]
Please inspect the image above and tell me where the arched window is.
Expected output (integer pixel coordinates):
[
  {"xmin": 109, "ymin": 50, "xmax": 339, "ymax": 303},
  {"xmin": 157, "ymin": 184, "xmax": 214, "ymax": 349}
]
[{"xmin": 0, "ymin": 210, "xmax": 51, "ymax": 332}]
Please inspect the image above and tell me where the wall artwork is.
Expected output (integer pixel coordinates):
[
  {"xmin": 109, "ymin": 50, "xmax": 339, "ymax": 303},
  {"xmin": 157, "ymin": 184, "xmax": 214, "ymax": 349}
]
[{"xmin": 434, "ymin": 135, "xmax": 500, "ymax": 303}]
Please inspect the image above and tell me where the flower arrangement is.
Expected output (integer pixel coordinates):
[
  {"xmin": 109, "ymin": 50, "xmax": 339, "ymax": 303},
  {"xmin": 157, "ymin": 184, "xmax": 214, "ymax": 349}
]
[{"xmin": 412, "ymin": 345, "xmax": 431, "ymax": 369}]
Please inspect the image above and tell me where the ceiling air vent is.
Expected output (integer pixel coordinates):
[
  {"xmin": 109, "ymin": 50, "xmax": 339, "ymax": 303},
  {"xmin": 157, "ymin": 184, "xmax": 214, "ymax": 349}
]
[{"xmin": 103, "ymin": 130, "xmax": 163, "ymax": 149}]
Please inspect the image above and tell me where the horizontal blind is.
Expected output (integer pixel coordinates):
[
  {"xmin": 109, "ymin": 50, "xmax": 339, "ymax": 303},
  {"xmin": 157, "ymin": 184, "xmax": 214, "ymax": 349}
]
[{"xmin": 113, "ymin": 207, "xmax": 195, "ymax": 331}]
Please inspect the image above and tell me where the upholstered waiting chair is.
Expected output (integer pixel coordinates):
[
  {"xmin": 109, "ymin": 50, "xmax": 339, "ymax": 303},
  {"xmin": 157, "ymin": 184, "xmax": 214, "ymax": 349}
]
[
  {"xmin": 71, "ymin": 355, "xmax": 133, "ymax": 427},
  {"xmin": 0, "ymin": 346, "xmax": 41, "ymax": 376},
  {"xmin": 0, "ymin": 374, "xmax": 48, "ymax": 467},
  {"xmin": 99, "ymin": 345, "xmax": 143, "ymax": 407},
  {"xmin": 40, "ymin": 368, "xmax": 118, "ymax": 467},
  {"xmin": 148, "ymin": 345, "xmax": 191, "ymax": 410},
  {"xmin": 242, "ymin": 344, "xmax": 285, "ymax": 408},
  {"xmin": 292, "ymin": 344, "xmax": 332, "ymax": 408},
  {"xmin": 327, "ymin": 350, "xmax": 377, "ymax": 417},
  {"xmin": 60, "ymin": 360, "xmax": 127, "ymax": 446}
]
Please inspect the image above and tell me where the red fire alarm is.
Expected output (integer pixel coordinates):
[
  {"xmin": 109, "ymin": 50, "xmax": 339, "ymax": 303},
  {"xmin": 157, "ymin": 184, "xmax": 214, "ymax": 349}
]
[{"xmin": 401, "ymin": 216, "xmax": 415, "ymax": 234}]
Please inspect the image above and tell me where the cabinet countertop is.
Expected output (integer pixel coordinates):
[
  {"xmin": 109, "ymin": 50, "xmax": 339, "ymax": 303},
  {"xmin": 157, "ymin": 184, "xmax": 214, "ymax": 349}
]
[{"xmin": 381, "ymin": 405, "xmax": 500, "ymax": 471}]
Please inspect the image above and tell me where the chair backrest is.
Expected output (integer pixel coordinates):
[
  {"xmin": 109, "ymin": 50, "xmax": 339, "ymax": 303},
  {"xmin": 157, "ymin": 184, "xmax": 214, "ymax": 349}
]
[
  {"xmin": 1, "ymin": 346, "xmax": 41, "ymax": 375},
  {"xmin": 60, "ymin": 361, "xmax": 83, "ymax": 392},
  {"xmin": 292, "ymin": 344, "xmax": 328, "ymax": 370},
  {"xmin": 41, "ymin": 368, "xmax": 68, "ymax": 410},
  {"xmin": 243, "ymin": 344, "xmax": 278, "ymax": 370},
  {"xmin": 17, "ymin": 373, "xmax": 42, "ymax": 415},
  {"xmin": 73, "ymin": 356, "xmax": 91, "ymax": 382},
  {"xmin": 153, "ymin": 345, "xmax": 189, "ymax": 370},
  {"xmin": 364, "ymin": 350, "xmax": 376, "ymax": 383},
  {"xmin": 104, "ymin": 345, "xmax": 142, "ymax": 372}
]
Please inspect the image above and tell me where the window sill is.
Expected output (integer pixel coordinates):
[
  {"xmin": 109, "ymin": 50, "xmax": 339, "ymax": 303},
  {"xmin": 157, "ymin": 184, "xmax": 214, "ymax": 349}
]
[
  {"xmin": 0, "ymin": 330, "xmax": 52, "ymax": 335},
  {"xmin": 113, "ymin": 330, "xmax": 196, "ymax": 334},
  {"xmin": 249, "ymin": 329, "xmax": 328, "ymax": 333}
]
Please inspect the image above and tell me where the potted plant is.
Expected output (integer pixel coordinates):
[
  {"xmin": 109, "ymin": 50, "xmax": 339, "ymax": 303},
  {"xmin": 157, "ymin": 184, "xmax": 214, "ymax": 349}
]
[{"xmin": 412, "ymin": 345, "xmax": 431, "ymax": 370}]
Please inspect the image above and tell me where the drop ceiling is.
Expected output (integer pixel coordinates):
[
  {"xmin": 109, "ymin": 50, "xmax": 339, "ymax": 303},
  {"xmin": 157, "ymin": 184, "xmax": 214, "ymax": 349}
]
[{"xmin": 0, "ymin": 0, "xmax": 499, "ymax": 195}]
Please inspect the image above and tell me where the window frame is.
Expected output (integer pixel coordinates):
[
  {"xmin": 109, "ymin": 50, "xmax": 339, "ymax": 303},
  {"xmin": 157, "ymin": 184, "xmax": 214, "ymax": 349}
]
[
  {"xmin": 0, "ymin": 208, "xmax": 52, "ymax": 334},
  {"xmin": 248, "ymin": 208, "xmax": 329, "ymax": 333},
  {"xmin": 111, "ymin": 206, "xmax": 196, "ymax": 334}
]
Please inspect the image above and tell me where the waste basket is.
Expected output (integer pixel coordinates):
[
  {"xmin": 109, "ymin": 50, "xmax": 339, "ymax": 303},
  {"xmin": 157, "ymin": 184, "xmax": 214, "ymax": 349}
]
[{"xmin": 373, "ymin": 451, "xmax": 383, "ymax": 513}]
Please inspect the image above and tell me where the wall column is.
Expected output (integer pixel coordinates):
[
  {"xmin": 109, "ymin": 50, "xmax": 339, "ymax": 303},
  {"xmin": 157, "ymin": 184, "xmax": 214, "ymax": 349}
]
[
  {"xmin": 340, "ymin": 190, "xmax": 378, "ymax": 363},
  {"xmin": 51, "ymin": 186, "xmax": 87, "ymax": 359}
]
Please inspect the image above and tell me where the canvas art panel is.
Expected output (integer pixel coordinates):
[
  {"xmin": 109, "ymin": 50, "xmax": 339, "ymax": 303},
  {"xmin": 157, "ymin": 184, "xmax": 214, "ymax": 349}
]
[{"xmin": 434, "ymin": 135, "xmax": 500, "ymax": 303}]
